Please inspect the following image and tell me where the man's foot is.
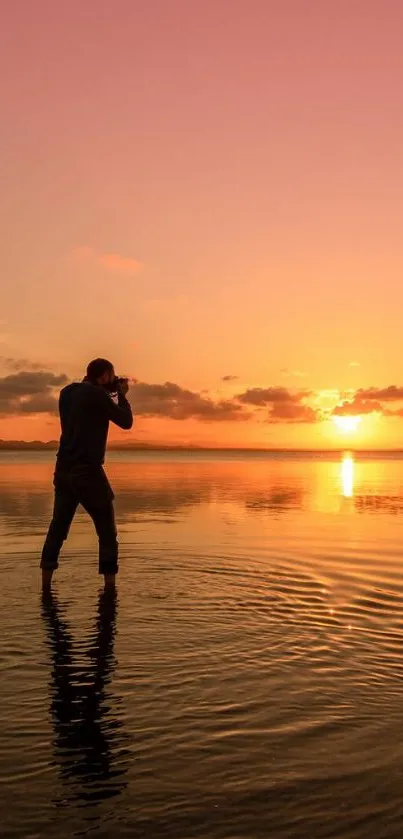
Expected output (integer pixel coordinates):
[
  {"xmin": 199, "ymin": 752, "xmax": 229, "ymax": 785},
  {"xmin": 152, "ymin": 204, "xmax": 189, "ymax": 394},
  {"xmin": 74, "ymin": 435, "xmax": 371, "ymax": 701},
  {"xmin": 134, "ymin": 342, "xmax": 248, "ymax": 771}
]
[
  {"xmin": 41, "ymin": 568, "xmax": 54, "ymax": 591},
  {"xmin": 104, "ymin": 573, "xmax": 116, "ymax": 591}
]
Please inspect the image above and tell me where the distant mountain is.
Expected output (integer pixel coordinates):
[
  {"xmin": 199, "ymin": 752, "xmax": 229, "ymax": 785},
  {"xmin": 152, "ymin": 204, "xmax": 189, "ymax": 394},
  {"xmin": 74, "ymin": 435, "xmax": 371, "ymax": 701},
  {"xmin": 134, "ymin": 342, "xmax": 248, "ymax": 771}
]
[
  {"xmin": 0, "ymin": 438, "xmax": 400, "ymax": 454},
  {"xmin": 0, "ymin": 439, "xmax": 58, "ymax": 450},
  {"xmin": 0, "ymin": 438, "xmax": 226, "ymax": 452},
  {"xmin": 0, "ymin": 438, "xmax": 208, "ymax": 451}
]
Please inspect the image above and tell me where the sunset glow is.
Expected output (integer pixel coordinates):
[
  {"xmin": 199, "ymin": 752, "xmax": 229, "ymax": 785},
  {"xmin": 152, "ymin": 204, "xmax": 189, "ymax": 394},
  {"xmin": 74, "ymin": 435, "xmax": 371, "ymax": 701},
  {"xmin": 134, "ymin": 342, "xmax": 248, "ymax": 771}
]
[
  {"xmin": 1, "ymin": 2, "xmax": 403, "ymax": 449},
  {"xmin": 332, "ymin": 416, "xmax": 363, "ymax": 435}
]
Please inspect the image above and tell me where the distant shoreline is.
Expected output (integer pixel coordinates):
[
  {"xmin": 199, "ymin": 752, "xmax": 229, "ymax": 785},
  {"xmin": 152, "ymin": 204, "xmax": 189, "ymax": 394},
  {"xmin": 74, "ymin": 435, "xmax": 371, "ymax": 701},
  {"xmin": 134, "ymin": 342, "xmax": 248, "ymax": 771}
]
[{"xmin": 0, "ymin": 439, "xmax": 403, "ymax": 455}]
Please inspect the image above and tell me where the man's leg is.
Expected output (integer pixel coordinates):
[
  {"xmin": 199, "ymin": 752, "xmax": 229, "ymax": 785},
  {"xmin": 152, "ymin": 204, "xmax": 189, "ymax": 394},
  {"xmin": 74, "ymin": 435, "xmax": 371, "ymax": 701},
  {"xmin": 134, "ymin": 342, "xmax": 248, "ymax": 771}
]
[
  {"xmin": 41, "ymin": 482, "xmax": 78, "ymax": 590},
  {"xmin": 82, "ymin": 499, "xmax": 119, "ymax": 589}
]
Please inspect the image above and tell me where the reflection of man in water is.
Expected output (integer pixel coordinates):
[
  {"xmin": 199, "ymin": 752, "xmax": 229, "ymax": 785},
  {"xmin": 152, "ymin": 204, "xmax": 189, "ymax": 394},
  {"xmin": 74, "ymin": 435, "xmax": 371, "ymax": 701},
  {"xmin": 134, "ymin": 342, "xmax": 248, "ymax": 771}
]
[
  {"xmin": 41, "ymin": 358, "xmax": 133, "ymax": 591},
  {"xmin": 41, "ymin": 590, "xmax": 128, "ymax": 803}
]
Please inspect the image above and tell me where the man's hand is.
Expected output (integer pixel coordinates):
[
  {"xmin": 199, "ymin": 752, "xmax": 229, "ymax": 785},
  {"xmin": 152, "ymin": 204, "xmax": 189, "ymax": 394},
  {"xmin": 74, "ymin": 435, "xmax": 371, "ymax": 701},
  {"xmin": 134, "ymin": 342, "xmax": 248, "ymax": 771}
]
[{"xmin": 118, "ymin": 378, "xmax": 129, "ymax": 396}]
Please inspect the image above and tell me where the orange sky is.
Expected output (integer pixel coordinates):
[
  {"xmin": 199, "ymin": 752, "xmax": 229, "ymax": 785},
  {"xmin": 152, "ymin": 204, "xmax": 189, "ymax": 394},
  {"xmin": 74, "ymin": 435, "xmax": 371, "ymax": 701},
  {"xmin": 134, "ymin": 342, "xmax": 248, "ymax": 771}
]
[{"xmin": 1, "ymin": 1, "xmax": 403, "ymax": 448}]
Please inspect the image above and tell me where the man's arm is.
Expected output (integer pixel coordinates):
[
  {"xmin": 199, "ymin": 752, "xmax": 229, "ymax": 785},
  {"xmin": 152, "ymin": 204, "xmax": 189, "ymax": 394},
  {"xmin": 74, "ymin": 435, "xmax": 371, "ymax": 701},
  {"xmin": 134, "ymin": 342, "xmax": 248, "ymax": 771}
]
[{"xmin": 97, "ymin": 386, "xmax": 134, "ymax": 430}]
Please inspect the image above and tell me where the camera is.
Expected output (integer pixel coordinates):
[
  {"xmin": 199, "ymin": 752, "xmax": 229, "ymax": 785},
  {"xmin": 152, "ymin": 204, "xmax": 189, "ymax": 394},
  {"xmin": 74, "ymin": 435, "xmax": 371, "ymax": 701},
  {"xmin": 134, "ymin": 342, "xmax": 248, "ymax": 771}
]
[{"xmin": 104, "ymin": 377, "xmax": 128, "ymax": 394}]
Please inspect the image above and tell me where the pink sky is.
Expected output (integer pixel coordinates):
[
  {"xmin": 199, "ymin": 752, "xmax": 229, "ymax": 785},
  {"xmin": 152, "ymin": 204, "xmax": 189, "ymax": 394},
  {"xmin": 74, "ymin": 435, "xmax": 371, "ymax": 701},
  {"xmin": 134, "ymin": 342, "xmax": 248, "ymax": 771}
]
[{"xmin": 1, "ymin": 1, "xmax": 403, "ymax": 447}]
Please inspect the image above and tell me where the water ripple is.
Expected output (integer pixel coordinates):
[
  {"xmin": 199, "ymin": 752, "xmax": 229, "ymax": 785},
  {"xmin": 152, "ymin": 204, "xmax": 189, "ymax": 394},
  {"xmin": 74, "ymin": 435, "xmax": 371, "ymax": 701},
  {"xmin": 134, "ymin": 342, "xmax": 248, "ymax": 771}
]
[{"xmin": 2, "ymin": 454, "xmax": 403, "ymax": 837}]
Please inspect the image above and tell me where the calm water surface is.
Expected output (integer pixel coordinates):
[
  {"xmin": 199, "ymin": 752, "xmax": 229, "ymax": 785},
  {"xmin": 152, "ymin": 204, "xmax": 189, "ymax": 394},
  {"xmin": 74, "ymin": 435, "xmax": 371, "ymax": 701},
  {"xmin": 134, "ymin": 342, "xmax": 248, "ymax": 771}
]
[{"xmin": 1, "ymin": 451, "xmax": 403, "ymax": 838}]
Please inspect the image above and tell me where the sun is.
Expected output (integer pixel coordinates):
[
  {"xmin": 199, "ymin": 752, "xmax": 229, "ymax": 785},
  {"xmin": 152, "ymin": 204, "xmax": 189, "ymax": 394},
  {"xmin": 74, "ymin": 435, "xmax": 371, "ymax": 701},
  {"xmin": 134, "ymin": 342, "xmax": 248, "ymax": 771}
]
[{"xmin": 332, "ymin": 415, "xmax": 362, "ymax": 434}]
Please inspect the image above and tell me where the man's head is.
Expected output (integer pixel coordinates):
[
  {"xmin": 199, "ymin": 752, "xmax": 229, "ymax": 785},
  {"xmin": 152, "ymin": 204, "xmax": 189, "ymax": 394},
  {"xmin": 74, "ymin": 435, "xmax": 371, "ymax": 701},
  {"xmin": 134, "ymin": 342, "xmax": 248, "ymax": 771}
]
[{"xmin": 86, "ymin": 358, "xmax": 115, "ymax": 386}]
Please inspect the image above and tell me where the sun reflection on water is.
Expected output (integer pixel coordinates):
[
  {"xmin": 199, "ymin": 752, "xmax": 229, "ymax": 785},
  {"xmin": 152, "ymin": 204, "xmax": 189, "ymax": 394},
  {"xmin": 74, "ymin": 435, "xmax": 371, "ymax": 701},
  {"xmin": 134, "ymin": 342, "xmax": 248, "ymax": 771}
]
[{"xmin": 341, "ymin": 453, "xmax": 354, "ymax": 498}]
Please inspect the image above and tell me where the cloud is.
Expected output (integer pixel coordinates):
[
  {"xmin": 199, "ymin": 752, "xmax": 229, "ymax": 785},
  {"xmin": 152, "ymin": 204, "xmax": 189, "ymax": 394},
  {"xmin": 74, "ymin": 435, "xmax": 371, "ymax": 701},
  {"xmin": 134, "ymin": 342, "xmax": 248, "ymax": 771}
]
[
  {"xmin": 0, "ymin": 365, "xmax": 326, "ymax": 426},
  {"xmin": 357, "ymin": 386, "xmax": 403, "ymax": 401},
  {"xmin": 0, "ymin": 357, "xmax": 46, "ymax": 372},
  {"xmin": 98, "ymin": 252, "xmax": 142, "ymax": 275},
  {"xmin": 267, "ymin": 402, "xmax": 319, "ymax": 423},
  {"xmin": 130, "ymin": 382, "xmax": 320, "ymax": 424},
  {"xmin": 331, "ymin": 386, "xmax": 403, "ymax": 418},
  {"xmin": 235, "ymin": 385, "xmax": 319, "ymax": 423},
  {"xmin": 236, "ymin": 387, "xmax": 309, "ymax": 406},
  {"xmin": 349, "ymin": 361, "xmax": 361, "ymax": 368},
  {"xmin": 331, "ymin": 384, "xmax": 403, "ymax": 418},
  {"xmin": 0, "ymin": 370, "xmax": 68, "ymax": 416},
  {"xmin": 332, "ymin": 397, "xmax": 383, "ymax": 417},
  {"xmin": 72, "ymin": 246, "xmax": 142, "ymax": 277},
  {"xmin": 221, "ymin": 375, "xmax": 239, "ymax": 382},
  {"xmin": 19, "ymin": 394, "xmax": 60, "ymax": 414},
  {"xmin": 130, "ymin": 381, "xmax": 249, "ymax": 422},
  {"xmin": 280, "ymin": 368, "xmax": 308, "ymax": 378}
]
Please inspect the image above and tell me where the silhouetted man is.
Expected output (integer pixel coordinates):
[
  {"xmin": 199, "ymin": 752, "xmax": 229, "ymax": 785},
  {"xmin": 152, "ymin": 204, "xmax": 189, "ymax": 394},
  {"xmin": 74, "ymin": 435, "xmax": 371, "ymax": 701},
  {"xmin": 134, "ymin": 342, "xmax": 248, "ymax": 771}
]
[{"xmin": 41, "ymin": 358, "xmax": 133, "ymax": 591}]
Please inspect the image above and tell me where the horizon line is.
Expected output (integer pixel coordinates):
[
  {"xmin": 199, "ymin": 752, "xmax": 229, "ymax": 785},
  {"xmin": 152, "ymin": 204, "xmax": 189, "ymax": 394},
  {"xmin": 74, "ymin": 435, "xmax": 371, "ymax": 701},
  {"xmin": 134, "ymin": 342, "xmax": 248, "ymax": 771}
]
[{"xmin": 1, "ymin": 439, "xmax": 403, "ymax": 454}]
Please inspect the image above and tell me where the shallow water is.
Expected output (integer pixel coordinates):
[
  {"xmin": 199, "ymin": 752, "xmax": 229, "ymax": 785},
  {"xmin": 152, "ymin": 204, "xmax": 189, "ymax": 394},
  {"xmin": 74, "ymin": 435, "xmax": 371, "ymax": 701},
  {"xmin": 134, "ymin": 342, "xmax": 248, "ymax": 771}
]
[{"xmin": 1, "ymin": 451, "xmax": 403, "ymax": 838}]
